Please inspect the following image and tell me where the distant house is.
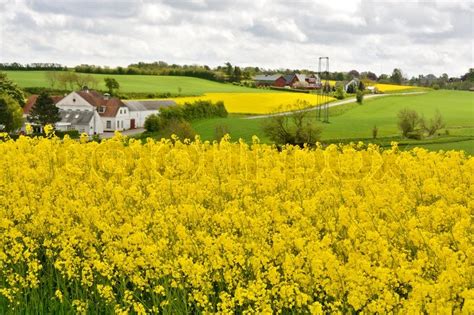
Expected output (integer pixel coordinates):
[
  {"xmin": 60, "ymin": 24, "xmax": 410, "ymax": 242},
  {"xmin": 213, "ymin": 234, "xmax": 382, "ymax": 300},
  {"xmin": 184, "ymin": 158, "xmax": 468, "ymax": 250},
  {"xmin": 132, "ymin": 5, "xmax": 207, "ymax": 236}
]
[
  {"xmin": 124, "ymin": 100, "xmax": 176, "ymax": 128},
  {"xmin": 254, "ymin": 73, "xmax": 321, "ymax": 89},
  {"xmin": 344, "ymin": 78, "xmax": 360, "ymax": 93},
  {"xmin": 254, "ymin": 74, "xmax": 285, "ymax": 87}
]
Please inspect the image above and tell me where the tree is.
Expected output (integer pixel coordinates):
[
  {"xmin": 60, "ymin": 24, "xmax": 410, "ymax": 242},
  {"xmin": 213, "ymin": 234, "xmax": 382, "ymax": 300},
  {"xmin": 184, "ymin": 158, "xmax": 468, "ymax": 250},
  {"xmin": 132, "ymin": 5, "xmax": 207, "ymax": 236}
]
[
  {"xmin": 57, "ymin": 72, "xmax": 78, "ymax": 90},
  {"xmin": 356, "ymin": 90, "xmax": 364, "ymax": 104},
  {"xmin": 0, "ymin": 93, "xmax": 23, "ymax": 132},
  {"xmin": 390, "ymin": 68, "xmax": 404, "ymax": 85},
  {"xmin": 28, "ymin": 92, "xmax": 61, "ymax": 126},
  {"xmin": 0, "ymin": 72, "xmax": 25, "ymax": 107},
  {"xmin": 397, "ymin": 108, "xmax": 423, "ymax": 138},
  {"xmin": 422, "ymin": 110, "xmax": 445, "ymax": 136},
  {"xmin": 104, "ymin": 78, "xmax": 120, "ymax": 95},
  {"xmin": 366, "ymin": 71, "xmax": 378, "ymax": 81},
  {"xmin": 348, "ymin": 70, "xmax": 360, "ymax": 78},
  {"xmin": 45, "ymin": 71, "xmax": 60, "ymax": 89},
  {"xmin": 262, "ymin": 100, "xmax": 322, "ymax": 146},
  {"xmin": 334, "ymin": 85, "xmax": 346, "ymax": 99},
  {"xmin": 224, "ymin": 62, "xmax": 233, "ymax": 79},
  {"xmin": 233, "ymin": 66, "xmax": 242, "ymax": 82},
  {"xmin": 144, "ymin": 114, "xmax": 162, "ymax": 132},
  {"xmin": 461, "ymin": 68, "xmax": 474, "ymax": 82}
]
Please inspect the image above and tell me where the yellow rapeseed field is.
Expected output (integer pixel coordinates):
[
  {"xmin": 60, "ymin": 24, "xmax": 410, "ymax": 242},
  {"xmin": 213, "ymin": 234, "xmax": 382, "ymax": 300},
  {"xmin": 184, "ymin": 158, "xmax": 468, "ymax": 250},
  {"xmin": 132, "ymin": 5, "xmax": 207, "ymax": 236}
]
[
  {"xmin": 372, "ymin": 83, "xmax": 419, "ymax": 93},
  {"xmin": 171, "ymin": 92, "xmax": 335, "ymax": 114},
  {"xmin": 0, "ymin": 132, "xmax": 473, "ymax": 314}
]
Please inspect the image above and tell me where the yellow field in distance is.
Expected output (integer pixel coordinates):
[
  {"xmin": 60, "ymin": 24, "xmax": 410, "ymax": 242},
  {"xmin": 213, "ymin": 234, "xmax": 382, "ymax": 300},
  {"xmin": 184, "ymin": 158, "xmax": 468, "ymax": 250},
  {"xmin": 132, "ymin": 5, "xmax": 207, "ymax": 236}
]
[
  {"xmin": 171, "ymin": 92, "xmax": 336, "ymax": 114},
  {"xmin": 373, "ymin": 83, "xmax": 420, "ymax": 92}
]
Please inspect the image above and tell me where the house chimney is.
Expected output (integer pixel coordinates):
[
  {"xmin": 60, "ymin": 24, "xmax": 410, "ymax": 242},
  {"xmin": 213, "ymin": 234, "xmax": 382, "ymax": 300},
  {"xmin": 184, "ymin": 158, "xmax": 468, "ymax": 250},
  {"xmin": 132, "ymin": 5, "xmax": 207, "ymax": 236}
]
[{"xmin": 104, "ymin": 93, "xmax": 110, "ymax": 100}]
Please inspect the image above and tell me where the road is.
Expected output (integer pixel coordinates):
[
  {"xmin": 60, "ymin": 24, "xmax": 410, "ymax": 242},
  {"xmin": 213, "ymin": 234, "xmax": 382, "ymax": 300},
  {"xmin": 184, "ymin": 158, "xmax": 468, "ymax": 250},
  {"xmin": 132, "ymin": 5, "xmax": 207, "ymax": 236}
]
[
  {"xmin": 101, "ymin": 128, "xmax": 145, "ymax": 139},
  {"xmin": 244, "ymin": 92, "xmax": 426, "ymax": 120}
]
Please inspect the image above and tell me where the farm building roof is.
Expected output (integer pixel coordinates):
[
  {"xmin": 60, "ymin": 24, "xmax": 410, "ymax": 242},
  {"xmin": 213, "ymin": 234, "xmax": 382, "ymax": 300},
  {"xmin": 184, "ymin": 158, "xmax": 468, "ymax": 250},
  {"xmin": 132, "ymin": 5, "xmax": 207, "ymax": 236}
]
[
  {"xmin": 254, "ymin": 74, "xmax": 283, "ymax": 82},
  {"xmin": 124, "ymin": 100, "xmax": 177, "ymax": 111},
  {"xmin": 283, "ymin": 74, "xmax": 296, "ymax": 84},
  {"xmin": 76, "ymin": 90, "xmax": 126, "ymax": 118},
  {"xmin": 59, "ymin": 109, "xmax": 94, "ymax": 125},
  {"xmin": 23, "ymin": 95, "xmax": 64, "ymax": 115}
]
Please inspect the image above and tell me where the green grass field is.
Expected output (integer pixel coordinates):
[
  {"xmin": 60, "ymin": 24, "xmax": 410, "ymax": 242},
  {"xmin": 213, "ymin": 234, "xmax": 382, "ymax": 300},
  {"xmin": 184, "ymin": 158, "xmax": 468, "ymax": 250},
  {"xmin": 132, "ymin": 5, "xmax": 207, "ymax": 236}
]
[
  {"xmin": 191, "ymin": 90, "xmax": 474, "ymax": 154},
  {"xmin": 3, "ymin": 71, "xmax": 272, "ymax": 95}
]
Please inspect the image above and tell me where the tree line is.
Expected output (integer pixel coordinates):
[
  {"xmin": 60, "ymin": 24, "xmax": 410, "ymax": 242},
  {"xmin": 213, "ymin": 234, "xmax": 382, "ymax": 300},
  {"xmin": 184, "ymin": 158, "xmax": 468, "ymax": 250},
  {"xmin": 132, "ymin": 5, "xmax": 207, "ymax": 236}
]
[{"xmin": 0, "ymin": 63, "xmax": 67, "ymax": 71}]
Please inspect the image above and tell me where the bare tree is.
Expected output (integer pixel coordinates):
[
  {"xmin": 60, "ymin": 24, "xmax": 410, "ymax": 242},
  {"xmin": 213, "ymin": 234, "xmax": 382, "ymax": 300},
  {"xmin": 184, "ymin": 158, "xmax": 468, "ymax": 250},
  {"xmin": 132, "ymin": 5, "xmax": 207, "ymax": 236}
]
[
  {"xmin": 422, "ymin": 110, "xmax": 445, "ymax": 136},
  {"xmin": 45, "ymin": 71, "xmax": 59, "ymax": 88},
  {"xmin": 397, "ymin": 108, "xmax": 423, "ymax": 138},
  {"xmin": 263, "ymin": 100, "xmax": 322, "ymax": 146}
]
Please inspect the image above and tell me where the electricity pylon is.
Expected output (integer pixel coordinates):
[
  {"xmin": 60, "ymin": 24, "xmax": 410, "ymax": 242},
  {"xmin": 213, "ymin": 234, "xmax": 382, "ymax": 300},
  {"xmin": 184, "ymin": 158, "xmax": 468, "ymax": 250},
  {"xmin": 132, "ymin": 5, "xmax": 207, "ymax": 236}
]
[{"xmin": 318, "ymin": 57, "xmax": 330, "ymax": 123}]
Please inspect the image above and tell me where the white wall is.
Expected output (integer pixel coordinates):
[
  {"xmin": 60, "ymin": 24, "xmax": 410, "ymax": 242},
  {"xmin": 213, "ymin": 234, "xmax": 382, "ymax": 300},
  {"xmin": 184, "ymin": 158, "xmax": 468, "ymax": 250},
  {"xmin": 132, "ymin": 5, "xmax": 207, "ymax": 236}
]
[
  {"xmin": 101, "ymin": 107, "xmax": 130, "ymax": 132},
  {"xmin": 116, "ymin": 107, "xmax": 130, "ymax": 130},
  {"xmin": 128, "ymin": 109, "xmax": 159, "ymax": 128},
  {"xmin": 90, "ymin": 111, "xmax": 104, "ymax": 135},
  {"xmin": 56, "ymin": 92, "xmax": 94, "ymax": 111}
]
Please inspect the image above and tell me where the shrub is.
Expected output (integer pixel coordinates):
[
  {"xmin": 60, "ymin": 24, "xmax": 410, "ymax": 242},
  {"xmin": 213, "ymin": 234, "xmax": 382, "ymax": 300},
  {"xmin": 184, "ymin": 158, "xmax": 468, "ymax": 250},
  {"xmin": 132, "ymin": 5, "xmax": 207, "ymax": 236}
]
[
  {"xmin": 372, "ymin": 125, "xmax": 378, "ymax": 139},
  {"xmin": 144, "ymin": 114, "xmax": 163, "ymax": 132},
  {"xmin": 55, "ymin": 129, "xmax": 80, "ymax": 139},
  {"xmin": 334, "ymin": 85, "xmax": 345, "ymax": 100},
  {"xmin": 422, "ymin": 110, "xmax": 445, "ymax": 136},
  {"xmin": 214, "ymin": 124, "xmax": 230, "ymax": 141},
  {"xmin": 356, "ymin": 90, "xmax": 364, "ymax": 104},
  {"xmin": 406, "ymin": 131, "xmax": 423, "ymax": 140},
  {"xmin": 263, "ymin": 100, "xmax": 322, "ymax": 146},
  {"xmin": 397, "ymin": 108, "xmax": 423, "ymax": 137},
  {"xmin": 161, "ymin": 119, "xmax": 196, "ymax": 141}
]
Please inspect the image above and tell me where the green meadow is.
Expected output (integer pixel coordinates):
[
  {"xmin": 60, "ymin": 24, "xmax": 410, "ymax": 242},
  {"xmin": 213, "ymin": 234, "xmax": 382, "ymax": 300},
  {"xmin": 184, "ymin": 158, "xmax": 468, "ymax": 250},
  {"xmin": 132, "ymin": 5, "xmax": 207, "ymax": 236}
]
[
  {"xmin": 190, "ymin": 90, "xmax": 474, "ymax": 153},
  {"xmin": 3, "ymin": 71, "xmax": 272, "ymax": 95}
]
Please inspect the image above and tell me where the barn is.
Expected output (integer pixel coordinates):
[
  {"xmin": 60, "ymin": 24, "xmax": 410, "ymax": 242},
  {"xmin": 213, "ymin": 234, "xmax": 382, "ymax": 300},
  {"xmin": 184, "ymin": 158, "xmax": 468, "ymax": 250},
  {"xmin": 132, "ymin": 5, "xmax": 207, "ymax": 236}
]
[{"xmin": 124, "ymin": 100, "xmax": 176, "ymax": 128}]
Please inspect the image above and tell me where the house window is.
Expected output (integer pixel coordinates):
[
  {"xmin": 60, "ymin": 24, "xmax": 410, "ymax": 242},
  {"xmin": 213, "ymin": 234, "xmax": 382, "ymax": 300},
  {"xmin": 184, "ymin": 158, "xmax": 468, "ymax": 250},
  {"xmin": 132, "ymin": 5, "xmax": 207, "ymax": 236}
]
[
  {"xmin": 99, "ymin": 106, "xmax": 106, "ymax": 113},
  {"xmin": 117, "ymin": 121, "xmax": 120, "ymax": 129},
  {"xmin": 121, "ymin": 121, "xmax": 123, "ymax": 129},
  {"xmin": 106, "ymin": 121, "xmax": 111, "ymax": 129}
]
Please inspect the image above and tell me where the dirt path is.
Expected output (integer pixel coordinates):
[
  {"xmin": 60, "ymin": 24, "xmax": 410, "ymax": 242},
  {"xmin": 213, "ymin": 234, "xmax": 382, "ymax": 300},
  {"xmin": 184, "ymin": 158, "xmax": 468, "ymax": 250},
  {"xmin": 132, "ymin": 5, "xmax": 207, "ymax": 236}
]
[{"xmin": 244, "ymin": 92, "xmax": 427, "ymax": 120}]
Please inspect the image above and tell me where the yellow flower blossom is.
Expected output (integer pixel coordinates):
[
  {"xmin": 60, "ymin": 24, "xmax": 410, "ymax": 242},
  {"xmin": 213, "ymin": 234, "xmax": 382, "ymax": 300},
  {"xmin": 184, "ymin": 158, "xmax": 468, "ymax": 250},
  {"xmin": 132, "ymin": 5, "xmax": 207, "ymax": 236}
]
[{"xmin": 0, "ymin": 133, "xmax": 471, "ymax": 313}]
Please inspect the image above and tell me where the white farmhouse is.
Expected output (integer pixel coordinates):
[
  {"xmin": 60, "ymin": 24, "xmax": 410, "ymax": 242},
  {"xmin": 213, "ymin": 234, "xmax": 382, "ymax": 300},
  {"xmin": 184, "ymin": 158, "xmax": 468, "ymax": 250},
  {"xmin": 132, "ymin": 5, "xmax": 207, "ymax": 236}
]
[
  {"xmin": 24, "ymin": 89, "xmax": 133, "ymax": 135},
  {"xmin": 23, "ymin": 89, "xmax": 176, "ymax": 135}
]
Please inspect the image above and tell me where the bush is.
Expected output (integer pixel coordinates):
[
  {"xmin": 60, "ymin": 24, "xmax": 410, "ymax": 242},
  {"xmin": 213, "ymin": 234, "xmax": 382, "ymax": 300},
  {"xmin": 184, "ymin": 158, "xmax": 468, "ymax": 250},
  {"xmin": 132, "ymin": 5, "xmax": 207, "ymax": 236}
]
[
  {"xmin": 406, "ymin": 131, "xmax": 423, "ymax": 140},
  {"xmin": 397, "ymin": 108, "xmax": 423, "ymax": 137},
  {"xmin": 372, "ymin": 125, "xmax": 378, "ymax": 139},
  {"xmin": 55, "ymin": 130, "xmax": 80, "ymax": 139},
  {"xmin": 334, "ymin": 85, "xmax": 345, "ymax": 100},
  {"xmin": 161, "ymin": 119, "xmax": 196, "ymax": 141},
  {"xmin": 356, "ymin": 90, "xmax": 364, "ymax": 104},
  {"xmin": 432, "ymin": 84, "xmax": 440, "ymax": 90},
  {"xmin": 144, "ymin": 114, "xmax": 162, "ymax": 132},
  {"xmin": 263, "ymin": 100, "xmax": 322, "ymax": 146},
  {"xmin": 215, "ymin": 124, "xmax": 230, "ymax": 141},
  {"xmin": 422, "ymin": 110, "xmax": 445, "ymax": 136}
]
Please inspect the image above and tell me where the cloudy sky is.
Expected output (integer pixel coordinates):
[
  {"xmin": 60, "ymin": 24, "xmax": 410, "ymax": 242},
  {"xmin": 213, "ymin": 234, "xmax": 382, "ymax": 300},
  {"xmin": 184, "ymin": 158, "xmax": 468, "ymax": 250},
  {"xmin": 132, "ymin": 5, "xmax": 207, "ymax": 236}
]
[{"xmin": 0, "ymin": 0, "xmax": 472, "ymax": 77}]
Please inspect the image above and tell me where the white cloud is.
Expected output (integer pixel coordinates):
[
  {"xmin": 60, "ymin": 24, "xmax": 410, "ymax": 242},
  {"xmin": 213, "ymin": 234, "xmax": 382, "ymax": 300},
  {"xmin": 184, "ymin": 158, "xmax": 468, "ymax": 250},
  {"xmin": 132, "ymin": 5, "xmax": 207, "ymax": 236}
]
[{"xmin": 0, "ymin": 0, "xmax": 472, "ymax": 77}]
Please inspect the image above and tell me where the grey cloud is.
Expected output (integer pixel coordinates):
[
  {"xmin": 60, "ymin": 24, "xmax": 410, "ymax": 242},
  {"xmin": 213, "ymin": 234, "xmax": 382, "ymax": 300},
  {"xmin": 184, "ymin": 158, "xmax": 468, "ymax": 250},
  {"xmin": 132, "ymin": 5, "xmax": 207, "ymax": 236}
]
[
  {"xmin": 26, "ymin": 0, "xmax": 141, "ymax": 18},
  {"xmin": 0, "ymin": 0, "xmax": 472, "ymax": 77}
]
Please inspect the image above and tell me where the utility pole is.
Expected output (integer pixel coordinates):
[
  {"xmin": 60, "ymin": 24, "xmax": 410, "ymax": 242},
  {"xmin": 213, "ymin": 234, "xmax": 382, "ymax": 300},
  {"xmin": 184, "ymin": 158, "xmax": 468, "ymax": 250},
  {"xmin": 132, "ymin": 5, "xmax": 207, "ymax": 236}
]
[{"xmin": 318, "ymin": 57, "xmax": 330, "ymax": 123}]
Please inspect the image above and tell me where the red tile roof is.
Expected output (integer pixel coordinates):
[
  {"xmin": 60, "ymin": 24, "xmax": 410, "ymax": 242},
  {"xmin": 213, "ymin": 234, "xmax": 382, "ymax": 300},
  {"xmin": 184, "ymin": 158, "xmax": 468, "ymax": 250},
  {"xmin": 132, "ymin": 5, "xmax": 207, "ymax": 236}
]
[
  {"xmin": 76, "ymin": 90, "xmax": 125, "ymax": 117},
  {"xmin": 23, "ymin": 95, "xmax": 64, "ymax": 115},
  {"xmin": 23, "ymin": 91, "xmax": 126, "ymax": 118}
]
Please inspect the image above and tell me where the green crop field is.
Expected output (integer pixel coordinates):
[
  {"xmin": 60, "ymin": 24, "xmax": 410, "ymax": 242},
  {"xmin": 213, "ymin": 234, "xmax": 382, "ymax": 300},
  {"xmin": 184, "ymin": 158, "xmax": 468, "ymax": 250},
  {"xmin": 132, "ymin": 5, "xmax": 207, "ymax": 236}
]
[
  {"xmin": 3, "ymin": 71, "xmax": 274, "ymax": 95},
  {"xmin": 190, "ymin": 90, "xmax": 474, "ymax": 153}
]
